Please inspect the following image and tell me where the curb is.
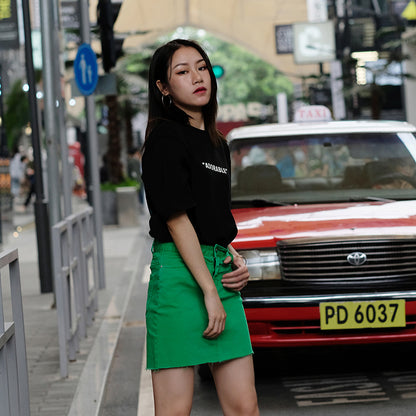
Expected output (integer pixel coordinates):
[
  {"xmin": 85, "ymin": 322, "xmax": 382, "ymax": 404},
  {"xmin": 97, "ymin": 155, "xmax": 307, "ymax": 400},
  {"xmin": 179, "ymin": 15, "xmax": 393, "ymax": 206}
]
[{"xmin": 68, "ymin": 230, "xmax": 147, "ymax": 416}]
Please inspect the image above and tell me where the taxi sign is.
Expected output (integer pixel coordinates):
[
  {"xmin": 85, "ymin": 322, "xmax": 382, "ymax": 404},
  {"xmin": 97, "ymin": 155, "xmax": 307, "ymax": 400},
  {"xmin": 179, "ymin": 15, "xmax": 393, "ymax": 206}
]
[{"xmin": 294, "ymin": 105, "xmax": 332, "ymax": 122}]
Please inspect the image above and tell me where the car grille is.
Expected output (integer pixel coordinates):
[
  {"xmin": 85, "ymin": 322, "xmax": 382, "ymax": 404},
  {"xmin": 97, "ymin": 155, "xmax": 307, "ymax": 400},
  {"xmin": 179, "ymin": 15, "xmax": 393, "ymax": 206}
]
[{"xmin": 278, "ymin": 239, "xmax": 416, "ymax": 282}]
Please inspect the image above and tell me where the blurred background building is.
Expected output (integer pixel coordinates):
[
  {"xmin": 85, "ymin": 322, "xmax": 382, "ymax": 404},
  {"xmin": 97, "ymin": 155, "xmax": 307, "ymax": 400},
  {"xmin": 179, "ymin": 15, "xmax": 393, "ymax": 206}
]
[{"xmin": 0, "ymin": 0, "xmax": 414, "ymax": 230}]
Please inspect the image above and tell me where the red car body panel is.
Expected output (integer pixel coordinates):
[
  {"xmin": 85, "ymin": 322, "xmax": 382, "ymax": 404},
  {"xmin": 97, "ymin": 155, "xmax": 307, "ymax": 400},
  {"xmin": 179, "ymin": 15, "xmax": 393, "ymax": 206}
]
[
  {"xmin": 232, "ymin": 201, "xmax": 416, "ymax": 347},
  {"xmin": 233, "ymin": 201, "xmax": 416, "ymax": 249}
]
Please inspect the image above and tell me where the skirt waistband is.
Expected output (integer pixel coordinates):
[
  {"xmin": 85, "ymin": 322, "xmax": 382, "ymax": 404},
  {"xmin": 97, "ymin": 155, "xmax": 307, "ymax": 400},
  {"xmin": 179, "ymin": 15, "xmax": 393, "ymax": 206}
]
[{"xmin": 152, "ymin": 240, "xmax": 230, "ymax": 258}]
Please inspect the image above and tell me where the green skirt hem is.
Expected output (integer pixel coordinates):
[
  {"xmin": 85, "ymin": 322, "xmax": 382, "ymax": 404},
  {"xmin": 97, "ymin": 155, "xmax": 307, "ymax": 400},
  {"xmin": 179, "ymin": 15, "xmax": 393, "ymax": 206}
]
[{"xmin": 146, "ymin": 351, "xmax": 254, "ymax": 371}]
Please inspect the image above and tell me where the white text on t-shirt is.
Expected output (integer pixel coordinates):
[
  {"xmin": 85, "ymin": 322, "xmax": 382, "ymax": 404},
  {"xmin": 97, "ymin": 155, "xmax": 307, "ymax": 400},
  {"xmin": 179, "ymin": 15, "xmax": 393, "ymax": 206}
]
[{"xmin": 202, "ymin": 162, "xmax": 228, "ymax": 174}]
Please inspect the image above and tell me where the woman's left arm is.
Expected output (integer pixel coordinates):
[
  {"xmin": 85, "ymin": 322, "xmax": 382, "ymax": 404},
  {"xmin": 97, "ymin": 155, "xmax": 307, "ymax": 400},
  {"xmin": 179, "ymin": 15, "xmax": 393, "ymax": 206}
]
[{"xmin": 222, "ymin": 244, "xmax": 249, "ymax": 291}]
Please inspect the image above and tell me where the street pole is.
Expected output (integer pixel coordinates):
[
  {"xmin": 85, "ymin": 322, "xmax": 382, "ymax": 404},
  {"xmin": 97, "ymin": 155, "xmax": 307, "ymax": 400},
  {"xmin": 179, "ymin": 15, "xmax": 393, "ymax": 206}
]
[
  {"xmin": 39, "ymin": 0, "xmax": 73, "ymax": 221},
  {"xmin": 78, "ymin": 0, "xmax": 106, "ymax": 289},
  {"xmin": 0, "ymin": 64, "xmax": 6, "ymax": 245},
  {"xmin": 51, "ymin": 0, "xmax": 73, "ymax": 218},
  {"xmin": 21, "ymin": 0, "xmax": 53, "ymax": 293},
  {"xmin": 0, "ymin": 64, "xmax": 8, "ymax": 157},
  {"xmin": 39, "ymin": 0, "xmax": 62, "ymax": 227}
]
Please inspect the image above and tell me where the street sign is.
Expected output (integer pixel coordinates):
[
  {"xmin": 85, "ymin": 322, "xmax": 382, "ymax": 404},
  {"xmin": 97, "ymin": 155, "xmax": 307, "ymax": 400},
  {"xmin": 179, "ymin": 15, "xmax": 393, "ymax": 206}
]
[
  {"xmin": 275, "ymin": 25, "xmax": 293, "ymax": 54},
  {"xmin": 61, "ymin": 0, "xmax": 81, "ymax": 44},
  {"xmin": 71, "ymin": 73, "xmax": 117, "ymax": 97},
  {"xmin": 402, "ymin": 0, "xmax": 416, "ymax": 20},
  {"xmin": 0, "ymin": 0, "xmax": 19, "ymax": 50},
  {"xmin": 74, "ymin": 43, "xmax": 98, "ymax": 96},
  {"xmin": 307, "ymin": 0, "xmax": 328, "ymax": 22},
  {"xmin": 61, "ymin": 1, "xmax": 80, "ymax": 29},
  {"xmin": 293, "ymin": 21, "xmax": 336, "ymax": 64}
]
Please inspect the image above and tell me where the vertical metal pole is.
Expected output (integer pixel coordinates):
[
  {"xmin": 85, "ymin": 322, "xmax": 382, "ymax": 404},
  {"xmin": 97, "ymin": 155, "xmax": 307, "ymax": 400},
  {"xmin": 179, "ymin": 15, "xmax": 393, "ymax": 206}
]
[
  {"xmin": 277, "ymin": 92, "xmax": 288, "ymax": 123},
  {"xmin": 0, "ymin": 64, "xmax": 8, "ymax": 157},
  {"xmin": 21, "ymin": 0, "xmax": 53, "ymax": 293},
  {"xmin": 79, "ymin": 0, "xmax": 106, "ymax": 289},
  {"xmin": 52, "ymin": 0, "xmax": 73, "ymax": 217},
  {"xmin": 0, "ymin": 64, "xmax": 5, "ymax": 245},
  {"xmin": 330, "ymin": 60, "xmax": 346, "ymax": 120},
  {"xmin": 39, "ymin": 0, "xmax": 62, "ymax": 226}
]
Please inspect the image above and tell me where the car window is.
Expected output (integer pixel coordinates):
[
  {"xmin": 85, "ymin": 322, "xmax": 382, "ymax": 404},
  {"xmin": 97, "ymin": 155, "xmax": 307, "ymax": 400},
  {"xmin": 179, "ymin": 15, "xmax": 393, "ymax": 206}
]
[{"xmin": 230, "ymin": 132, "xmax": 416, "ymax": 205}]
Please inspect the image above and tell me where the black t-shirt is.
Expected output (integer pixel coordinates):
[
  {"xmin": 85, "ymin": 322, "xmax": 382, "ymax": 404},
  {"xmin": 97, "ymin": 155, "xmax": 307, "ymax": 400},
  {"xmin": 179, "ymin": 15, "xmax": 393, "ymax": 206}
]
[{"xmin": 142, "ymin": 120, "xmax": 237, "ymax": 247}]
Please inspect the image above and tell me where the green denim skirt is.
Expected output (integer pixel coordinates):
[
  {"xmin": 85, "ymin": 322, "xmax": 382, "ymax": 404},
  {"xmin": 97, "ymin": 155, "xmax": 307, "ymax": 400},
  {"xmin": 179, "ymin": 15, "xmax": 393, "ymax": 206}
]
[{"xmin": 146, "ymin": 241, "xmax": 253, "ymax": 370}]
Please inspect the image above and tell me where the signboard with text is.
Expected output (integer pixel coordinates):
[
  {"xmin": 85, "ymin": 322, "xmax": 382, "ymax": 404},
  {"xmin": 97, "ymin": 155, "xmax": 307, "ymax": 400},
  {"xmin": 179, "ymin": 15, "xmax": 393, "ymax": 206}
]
[
  {"xmin": 293, "ymin": 21, "xmax": 336, "ymax": 64},
  {"xmin": 61, "ymin": 1, "xmax": 80, "ymax": 29},
  {"xmin": 0, "ymin": 0, "xmax": 19, "ymax": 50},
  {"xmin": 307, "ymin": 0, "xmax": 328, "ymax": 22},
  {"xmin": 61, "ymin": 1, "xmax": 81, "ymax": 44},
  {"xmin": 275, "ymin": 25, "xmax": 293, "ymax": 54}
]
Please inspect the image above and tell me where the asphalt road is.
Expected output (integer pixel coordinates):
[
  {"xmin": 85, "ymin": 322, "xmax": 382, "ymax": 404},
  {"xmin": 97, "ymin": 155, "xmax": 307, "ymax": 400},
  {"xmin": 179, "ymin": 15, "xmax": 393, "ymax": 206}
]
[{"xmin": 251, "ymin": 343, "xmax": 416, "ymax": 415}]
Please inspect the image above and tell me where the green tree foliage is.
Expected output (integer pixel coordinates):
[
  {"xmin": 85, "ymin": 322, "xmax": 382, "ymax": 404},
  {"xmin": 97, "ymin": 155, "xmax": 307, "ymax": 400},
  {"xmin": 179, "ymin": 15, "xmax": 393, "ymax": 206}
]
[
  {"xmin": 120, "ymin": 28, "xmax": 293, "ymax": 107},
  {"xmin": 120, "ymin": 47, "xmax": 153, "ymax": 81},
  {"xmin": 4, "ymin": 79, "xmax": 29, "ymax": 151},
  {"xmin": 206, "ymin": 38, "xmax": 293, "ymax": 105}
]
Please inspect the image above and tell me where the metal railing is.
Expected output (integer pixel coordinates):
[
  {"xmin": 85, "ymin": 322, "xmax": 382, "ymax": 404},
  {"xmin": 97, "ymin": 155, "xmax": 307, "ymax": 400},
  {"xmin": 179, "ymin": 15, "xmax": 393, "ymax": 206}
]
[
  {"xmin": 0, "ymin": 248, "xmax": 30, "ymax": 416},
  {"xmin": 52, "ymin": 207, "xmax": 99, "ymax": 378}
]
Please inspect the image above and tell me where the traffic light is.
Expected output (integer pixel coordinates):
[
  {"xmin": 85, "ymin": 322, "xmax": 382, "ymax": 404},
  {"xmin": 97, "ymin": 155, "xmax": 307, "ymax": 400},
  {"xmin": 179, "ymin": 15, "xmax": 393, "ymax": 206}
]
[
  {"xmin": 212, "ymin": 65, "xmax": 225, "ymax": 79},
  {"xmin": 97, "ymin": 0, "xmax": 123, "ymax": 73}
]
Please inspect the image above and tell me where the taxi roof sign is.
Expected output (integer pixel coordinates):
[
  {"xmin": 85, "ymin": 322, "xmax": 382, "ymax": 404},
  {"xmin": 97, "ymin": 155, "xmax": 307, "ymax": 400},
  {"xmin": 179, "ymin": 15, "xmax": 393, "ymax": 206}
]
[{"xmin": 294, "ymin": 105, "xmax": 333, "ymax": 122}]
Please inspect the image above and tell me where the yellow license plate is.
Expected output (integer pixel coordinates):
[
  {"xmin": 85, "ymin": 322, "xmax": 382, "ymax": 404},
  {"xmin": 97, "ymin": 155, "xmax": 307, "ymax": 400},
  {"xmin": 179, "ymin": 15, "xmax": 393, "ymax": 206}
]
[{"xmin": 320, "ymin": 300, "xmax": 406, "ymax": 330}]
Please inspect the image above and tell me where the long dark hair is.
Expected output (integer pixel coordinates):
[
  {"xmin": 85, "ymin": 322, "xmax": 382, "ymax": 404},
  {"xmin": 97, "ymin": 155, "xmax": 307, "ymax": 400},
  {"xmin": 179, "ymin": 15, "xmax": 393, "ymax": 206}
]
[{"xmin": 145, "ymin": 39, "xmax": 224, "ymax": 146}]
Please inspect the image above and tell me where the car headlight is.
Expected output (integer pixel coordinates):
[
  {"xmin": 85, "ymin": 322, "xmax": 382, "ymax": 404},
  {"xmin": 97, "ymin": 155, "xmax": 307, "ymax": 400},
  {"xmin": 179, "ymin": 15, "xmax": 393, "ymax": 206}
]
[{"xmin": 238, "ymin": 249, "xmax": 281, "ymax": 280}]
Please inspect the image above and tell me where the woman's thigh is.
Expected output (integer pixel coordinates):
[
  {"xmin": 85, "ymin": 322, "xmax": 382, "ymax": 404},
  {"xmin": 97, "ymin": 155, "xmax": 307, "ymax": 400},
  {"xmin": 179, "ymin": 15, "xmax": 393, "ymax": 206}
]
[
  {"xmin": 152, "ymin": 366, "xmax": 195, "ymax": 416},
  {"xmin": 210, "ymin": 355, "xmax": 259, "ymax": 416}
]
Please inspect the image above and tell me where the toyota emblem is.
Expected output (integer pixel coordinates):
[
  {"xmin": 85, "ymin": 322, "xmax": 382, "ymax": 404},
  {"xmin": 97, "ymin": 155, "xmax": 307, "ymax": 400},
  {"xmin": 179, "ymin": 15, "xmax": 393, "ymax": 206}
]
[{"xmin": 347, "ymin": 252, "xmax": 367, "ymax": 266}]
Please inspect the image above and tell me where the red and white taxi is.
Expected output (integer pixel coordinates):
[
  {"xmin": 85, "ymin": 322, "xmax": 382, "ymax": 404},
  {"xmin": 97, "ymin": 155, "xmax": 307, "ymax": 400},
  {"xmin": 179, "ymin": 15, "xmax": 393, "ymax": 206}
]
[{"xmin": 228, "ymin": 113, "xmax": 416, "ymax": 347}]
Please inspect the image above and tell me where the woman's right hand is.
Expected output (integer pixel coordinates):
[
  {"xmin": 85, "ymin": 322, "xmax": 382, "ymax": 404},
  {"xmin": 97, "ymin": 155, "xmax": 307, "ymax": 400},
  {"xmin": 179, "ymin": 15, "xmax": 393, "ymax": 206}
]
[
  {"xmin": 203, "ymin": 291, "xmax": 226, "ymax": 339},
  {"xmin": 165, "ymin": 213, "xmax": 227, "ymax": 339}
]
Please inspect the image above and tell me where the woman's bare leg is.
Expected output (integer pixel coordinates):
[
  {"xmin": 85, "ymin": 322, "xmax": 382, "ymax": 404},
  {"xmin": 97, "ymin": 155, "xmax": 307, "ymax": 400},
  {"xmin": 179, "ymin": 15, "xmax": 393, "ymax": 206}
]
[
  {"xmin": 152, "ymin": 366, "xmax": 195, "ymax": 416},
  {"xmin": 210, "ymin": 355, "xmax": 259, "ymax": 416}
]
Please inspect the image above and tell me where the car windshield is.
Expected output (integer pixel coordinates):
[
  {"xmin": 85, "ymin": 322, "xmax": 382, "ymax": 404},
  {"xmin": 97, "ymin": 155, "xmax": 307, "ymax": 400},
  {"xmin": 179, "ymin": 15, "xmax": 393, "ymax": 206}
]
[{"xmin": 229, "ymin": 132, "xmax": 416, "ymax": 206}]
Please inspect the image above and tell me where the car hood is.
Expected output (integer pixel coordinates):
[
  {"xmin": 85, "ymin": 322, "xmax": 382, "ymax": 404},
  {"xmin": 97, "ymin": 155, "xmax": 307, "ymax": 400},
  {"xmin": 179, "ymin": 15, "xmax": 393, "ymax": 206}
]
[{"xmin": 232, "ymin": 200, "xmax": 416, "ymax": 248}]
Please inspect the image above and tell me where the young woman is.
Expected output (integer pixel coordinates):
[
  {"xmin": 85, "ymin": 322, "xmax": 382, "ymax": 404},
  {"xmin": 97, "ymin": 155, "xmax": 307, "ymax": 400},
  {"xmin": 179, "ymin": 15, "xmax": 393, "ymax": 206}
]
[{"xmin": 142, "ymin": 39, "xmax": 259, "ymax": 416}]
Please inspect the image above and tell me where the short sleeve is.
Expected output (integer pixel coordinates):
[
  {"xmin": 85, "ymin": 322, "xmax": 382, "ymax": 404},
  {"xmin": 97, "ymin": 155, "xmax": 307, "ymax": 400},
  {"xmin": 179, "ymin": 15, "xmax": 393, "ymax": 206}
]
[{"xmin": 142, "ymin": 133, "xmax": 196, "ymax": 220}]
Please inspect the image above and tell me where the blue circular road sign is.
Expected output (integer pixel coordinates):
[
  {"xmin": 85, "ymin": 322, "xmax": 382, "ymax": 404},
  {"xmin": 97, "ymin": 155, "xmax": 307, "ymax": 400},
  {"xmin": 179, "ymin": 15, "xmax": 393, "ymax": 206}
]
[{"xmin": 74, "ymin": 43, "xmax": 98, "ymax": 96}]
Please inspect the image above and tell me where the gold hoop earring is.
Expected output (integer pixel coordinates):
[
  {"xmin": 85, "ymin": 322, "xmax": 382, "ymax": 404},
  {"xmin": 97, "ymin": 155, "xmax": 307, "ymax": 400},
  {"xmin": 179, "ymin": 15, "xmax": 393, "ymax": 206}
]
[{"xmin": 162, "ymin": 94, "xmax": 172, "ymax": 107}]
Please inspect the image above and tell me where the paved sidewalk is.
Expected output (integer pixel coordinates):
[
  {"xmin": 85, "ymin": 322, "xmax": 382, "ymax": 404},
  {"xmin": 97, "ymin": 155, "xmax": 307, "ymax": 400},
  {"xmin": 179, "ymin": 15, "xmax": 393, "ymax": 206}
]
[{"xmin": 0, "ymin": 197, "xmax": 149, "ymax": 416}]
